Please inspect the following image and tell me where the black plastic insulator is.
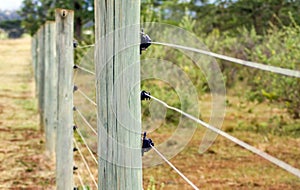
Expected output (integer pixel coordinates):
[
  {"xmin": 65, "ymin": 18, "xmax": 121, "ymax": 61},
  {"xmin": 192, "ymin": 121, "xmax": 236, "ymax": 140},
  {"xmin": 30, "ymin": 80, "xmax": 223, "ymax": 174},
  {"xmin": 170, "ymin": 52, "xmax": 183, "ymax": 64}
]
[
  {"xmin": 73, "ymin": 125, "xmax": 78, "ymax": 131},
  {"xmin": 140, "ymin": 30, "xmax": 151, "ymax": 54},
  {"xmin": 73, "ymin": 106, "xmax": 76, "ymax": 111},
  {"xmin": 73, "ymin": 40, "xmax": 78, "ymax": 48},
  {"xmin": 73, "ymin": 166, "xmax": 78, "ymax": 171},
  {"xmin": 73, "ymin": 85, "xmax": 78, "ymax": 92},
  {"xmin": 73, "ymin": 147, "xmax": 78, "ymax": 152},
  {"xmin": 142, "ymin": 132, "xmax": 154, "ymax": 156},
  {"xmin": 73, "ymin": 65, "xmax": 78, "ymax": 69},
  {"xmin": 74, "ymin": 187, "xmax": 79, "ymax": 190},
  {"xmin": 141, "ymin": 90, "xmax": 151, "ymax": 101}
]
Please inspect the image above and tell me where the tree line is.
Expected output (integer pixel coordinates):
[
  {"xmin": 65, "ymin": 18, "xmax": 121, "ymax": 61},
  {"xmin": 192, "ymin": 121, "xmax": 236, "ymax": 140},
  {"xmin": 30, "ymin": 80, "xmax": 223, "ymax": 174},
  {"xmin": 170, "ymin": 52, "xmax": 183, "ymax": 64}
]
[{"xmin": 20, "ymin": 0, "xmax": 300, "ymax": 37}]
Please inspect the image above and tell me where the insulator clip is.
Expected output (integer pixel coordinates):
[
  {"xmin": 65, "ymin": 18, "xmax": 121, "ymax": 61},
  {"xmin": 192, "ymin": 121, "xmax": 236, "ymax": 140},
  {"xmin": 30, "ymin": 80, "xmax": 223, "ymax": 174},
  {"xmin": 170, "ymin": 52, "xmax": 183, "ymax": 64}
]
[
  {"xmin": 73, "ymin": 40, "xmax": 78, "ymax": 48},
  {"xmin": 73, "ymin": 125, "xmax": 78, "ymax": 131},
  {"xmin": 73, "ymin": 85, "xmax": 78, "ymax": 92},
  {"xmin": 140, "ymin": 29, "xmax": 151, "ymax": 54},
  {"xmin": 141, "ymin": 90, "xmax": 151, "ymax": 101},
  {"xmin": 142, "ymin": 132, "xmax": 154, "ymax": 156}
]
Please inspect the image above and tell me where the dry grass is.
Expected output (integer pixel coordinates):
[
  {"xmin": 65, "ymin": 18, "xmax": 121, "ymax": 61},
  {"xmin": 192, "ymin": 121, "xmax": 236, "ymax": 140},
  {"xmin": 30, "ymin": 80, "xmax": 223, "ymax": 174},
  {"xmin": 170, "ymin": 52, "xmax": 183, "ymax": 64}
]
[{"xmin": 0, "ymin": 38, "xmax": 55, "ymax": 189}]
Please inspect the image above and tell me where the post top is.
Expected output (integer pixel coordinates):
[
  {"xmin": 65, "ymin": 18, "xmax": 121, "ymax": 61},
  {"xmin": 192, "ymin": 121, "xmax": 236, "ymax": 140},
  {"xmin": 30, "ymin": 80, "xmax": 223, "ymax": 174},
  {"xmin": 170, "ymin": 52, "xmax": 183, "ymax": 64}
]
[{"xmin": 55, "ymin": 8, "xmax": 74, "ymax": 18}]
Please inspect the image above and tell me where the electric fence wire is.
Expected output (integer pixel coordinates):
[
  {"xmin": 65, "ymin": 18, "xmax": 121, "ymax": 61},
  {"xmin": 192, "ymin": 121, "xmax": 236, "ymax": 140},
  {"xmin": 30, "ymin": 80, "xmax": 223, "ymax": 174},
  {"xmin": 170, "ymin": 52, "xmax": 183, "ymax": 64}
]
[
  {"xmin": 74, "ymin": 159, "xmax": 87, "ymax": 190},
  {"xmin": 75, "ymin": 107, "xmax": 98, "ymax": 136},
  {"xmin": 147, "ymin": 93, "xmax": 300, "ymax": 178},
  {"xmin": 77, "ymin": 88, "xmax": 97, "ymax": 107},
  {"xmin": 76, "ymin": 44, "xmax": 95, "ymax": 49},
  {"xmin": 75, "ymin": 65, "xmax": 95, "ymax": 75},
  {"xmin": 73, "ymin": 138, "xmax": 98, "ymax": 188},
  {"xmin": 75, "ymin": 42, "xmax": 300, "ymax": 77},
  {"xmin": 150, "ymin": 144, "xmax": 200, "ymax": 190},
  {"xmin": 74, "ymin": 125, "xmax": 99, "ymax": 165},
  {"xmin": 151, "ymin": 42, "xmax": 300, "ymax": 78}
]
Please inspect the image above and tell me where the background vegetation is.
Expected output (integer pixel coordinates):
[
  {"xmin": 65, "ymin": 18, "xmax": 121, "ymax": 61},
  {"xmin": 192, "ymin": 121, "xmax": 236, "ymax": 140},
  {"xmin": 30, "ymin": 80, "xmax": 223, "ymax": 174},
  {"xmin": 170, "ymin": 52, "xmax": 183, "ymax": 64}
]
[
  {"xmin": 17, "ymin": 0, "xmax": 300, "ymax": 135},
  {"xmin": 0, "ymin": 10, "xmax": 23, "ymax": 38}
]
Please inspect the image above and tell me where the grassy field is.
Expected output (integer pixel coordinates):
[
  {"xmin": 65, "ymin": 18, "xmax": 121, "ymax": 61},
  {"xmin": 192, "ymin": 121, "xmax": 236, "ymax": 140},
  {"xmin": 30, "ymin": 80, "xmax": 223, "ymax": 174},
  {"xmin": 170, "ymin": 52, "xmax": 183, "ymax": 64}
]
[{"xmin": 0, "ymin": 38, "xmax": 55, "ymax": 189}]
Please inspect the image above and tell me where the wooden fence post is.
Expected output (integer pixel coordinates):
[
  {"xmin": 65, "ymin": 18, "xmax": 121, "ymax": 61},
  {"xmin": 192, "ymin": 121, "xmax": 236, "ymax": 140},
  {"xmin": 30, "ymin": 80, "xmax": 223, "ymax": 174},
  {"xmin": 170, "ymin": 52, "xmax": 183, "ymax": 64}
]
[
  {"xmin": 34, "ymin": 30, "xmax": 40, "ymax": 98},
  {"xmin": 95, "ymin": 0, "xmax": 142, "ymax": 189},
  {"xmin": 38, "ymin": 25, "xmax": 46, "ymax": 132},
  {"xmin": 44, "ymin": 21, "xmax": 57, "ymax": 157},
  {"xmin": 31, "ymin": 33, "xmax": 37, "ymax": 94},
  {"xmin": 55, "ymin": 9, "xmax": 74, "ymax": 189}
]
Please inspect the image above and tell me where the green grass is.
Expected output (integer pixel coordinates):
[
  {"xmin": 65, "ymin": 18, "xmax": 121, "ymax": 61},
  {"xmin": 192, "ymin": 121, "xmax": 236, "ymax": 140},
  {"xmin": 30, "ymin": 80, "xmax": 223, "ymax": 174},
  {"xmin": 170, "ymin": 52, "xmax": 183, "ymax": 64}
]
[{"xmin": 16, "ymin": 99, "xmax": 37, "ymax": 112}]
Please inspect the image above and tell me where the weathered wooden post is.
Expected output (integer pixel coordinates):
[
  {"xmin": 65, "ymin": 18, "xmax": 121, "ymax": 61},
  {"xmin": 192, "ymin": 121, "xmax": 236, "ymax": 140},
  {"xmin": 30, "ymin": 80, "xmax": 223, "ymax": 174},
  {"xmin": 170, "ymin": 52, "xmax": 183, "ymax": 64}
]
[
  {"xmin": 31, "ymin": 33, "xmax": 37, "ymax": 90},
  {"xmin": 38, "ymin": 25, "xmax": 46, "ymax": 132},
  {"xmin": 34, "ymin": 30, "xmax": 40, "ymax": 98},
  {"xmin": 95, "ymin": 0, "xmax": 142, "ymax": 189},
  {"xmin": 44, "ymin": 21, "xmax": 57, "ymax": 157},
  {"xmin": 55, "ymin": 9, "xmax": 74, "ymax": 189}
]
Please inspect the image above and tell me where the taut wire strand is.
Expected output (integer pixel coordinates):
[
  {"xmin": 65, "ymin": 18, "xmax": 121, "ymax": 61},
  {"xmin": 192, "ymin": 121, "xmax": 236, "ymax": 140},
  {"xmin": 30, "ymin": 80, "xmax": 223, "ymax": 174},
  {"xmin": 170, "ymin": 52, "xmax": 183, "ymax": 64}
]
[
  {"xmin": 152, "ymin": 42, "xmax": 300, "ymax": 78},
  {"xmin": 75, "ymin": 65, "xmax": 95, "ymax": 75},
  {"xmin": 148, "ymin": 93, "xmax": 300, "ymax": 178},
  {"xmin": 75, "ymin": 108, "xmax": 97, "ymax": 136},
  {"xmin": 151, "ymin": 145, "xmax": 200, "ymax": 190},
  {"xmin": 74, "ymin": 126, "xmax": 99, "ymax": 165},
  {"xmin": 77, "ymin": 88, "xmax": 97, "ymax": 106},
  {"xmin": 73, "ymin": 138, "xmax": 98, "ymax": 188}
]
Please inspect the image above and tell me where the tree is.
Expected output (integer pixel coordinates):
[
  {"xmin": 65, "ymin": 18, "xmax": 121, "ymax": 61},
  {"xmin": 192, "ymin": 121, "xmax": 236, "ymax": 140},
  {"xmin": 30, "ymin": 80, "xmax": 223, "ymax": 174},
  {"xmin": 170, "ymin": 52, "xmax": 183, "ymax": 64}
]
[
  {"xmin": 19, "ymin": 0, "xmax": 93, "ymax": 38},
  {"xmin": 19, "ymin": 0, "xmax": 44, "ymax": 36}
]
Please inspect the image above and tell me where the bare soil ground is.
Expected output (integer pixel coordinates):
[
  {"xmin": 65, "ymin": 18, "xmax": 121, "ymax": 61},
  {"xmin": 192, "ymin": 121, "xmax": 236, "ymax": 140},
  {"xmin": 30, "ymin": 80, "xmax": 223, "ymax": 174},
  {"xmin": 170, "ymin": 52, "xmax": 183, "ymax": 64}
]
[{"xmin": 0, "ymin": 38, "xmax": 55, "ymax": 189}]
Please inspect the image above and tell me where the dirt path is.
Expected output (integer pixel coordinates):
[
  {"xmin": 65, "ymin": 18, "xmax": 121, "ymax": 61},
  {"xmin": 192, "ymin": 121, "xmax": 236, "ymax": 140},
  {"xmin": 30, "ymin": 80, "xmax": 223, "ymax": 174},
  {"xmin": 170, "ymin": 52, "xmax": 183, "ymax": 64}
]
[{"xmin": 0, "ymin": 38, "xmax": 55, "ymax": 189}]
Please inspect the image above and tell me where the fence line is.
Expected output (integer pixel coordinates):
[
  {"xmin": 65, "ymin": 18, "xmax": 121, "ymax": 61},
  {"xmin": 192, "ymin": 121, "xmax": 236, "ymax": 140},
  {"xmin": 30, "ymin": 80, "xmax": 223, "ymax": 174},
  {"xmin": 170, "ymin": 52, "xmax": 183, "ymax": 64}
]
[
  {"xmin": 31, "ymin": 6, "xmax": 300, "ymax": 190},
  {"xmin": 152, "ymin": 42, "xmax": 300, "ymax": 78},
  {"xmin": 146, "ymin": 93, "xmax": 300, "ymax": 178}
]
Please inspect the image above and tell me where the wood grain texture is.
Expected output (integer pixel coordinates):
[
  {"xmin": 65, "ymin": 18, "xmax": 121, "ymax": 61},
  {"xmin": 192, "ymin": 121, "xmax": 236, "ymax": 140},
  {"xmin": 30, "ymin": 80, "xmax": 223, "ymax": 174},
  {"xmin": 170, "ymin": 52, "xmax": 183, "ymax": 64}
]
[
  {"xmin": 55, "ymin": 9, "xmax": 74, "ymax": 190},
  {"xmin": 44, "ymin": 22, "xmax": 57, "ymax": 158},
  {"xmin": 37, "ymin": 25, "xmax": 45, "ymax": 132},
  {"xmin": 31, "ymin": 33, "xmax": 38, "ymax": 97},
  {"xmin": 95, "ymin": 0, "xmax": 142, "ymax": 189}
]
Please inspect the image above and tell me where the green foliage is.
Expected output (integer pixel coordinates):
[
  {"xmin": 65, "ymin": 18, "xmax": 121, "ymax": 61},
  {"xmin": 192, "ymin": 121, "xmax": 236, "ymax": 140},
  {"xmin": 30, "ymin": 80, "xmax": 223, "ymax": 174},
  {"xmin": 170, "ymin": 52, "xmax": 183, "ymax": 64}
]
[
  {"xmin": 19, "ymin": 0, "xmax": 44, "ymax": 36},
  {"xmin": 141, "ymin": 1, "xmax": 300, "ymax": 129},
  {"xmin": 248, "ymin": 22, "xmax": 300, "ymax": 118},
  {"xmin": 19, "ymin": 0, "xmax": 94, "ymax": 38},
  {"xmin": 203, "ymin": 18, "xmax": 300, "ymax": 119},
  {"xmin": 0, "ymin": 20, "xmax": 24, "ymax": 38},
  {"xmin": 179, "ymin": 8, "xmax": 196, "ymax": 32}
]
